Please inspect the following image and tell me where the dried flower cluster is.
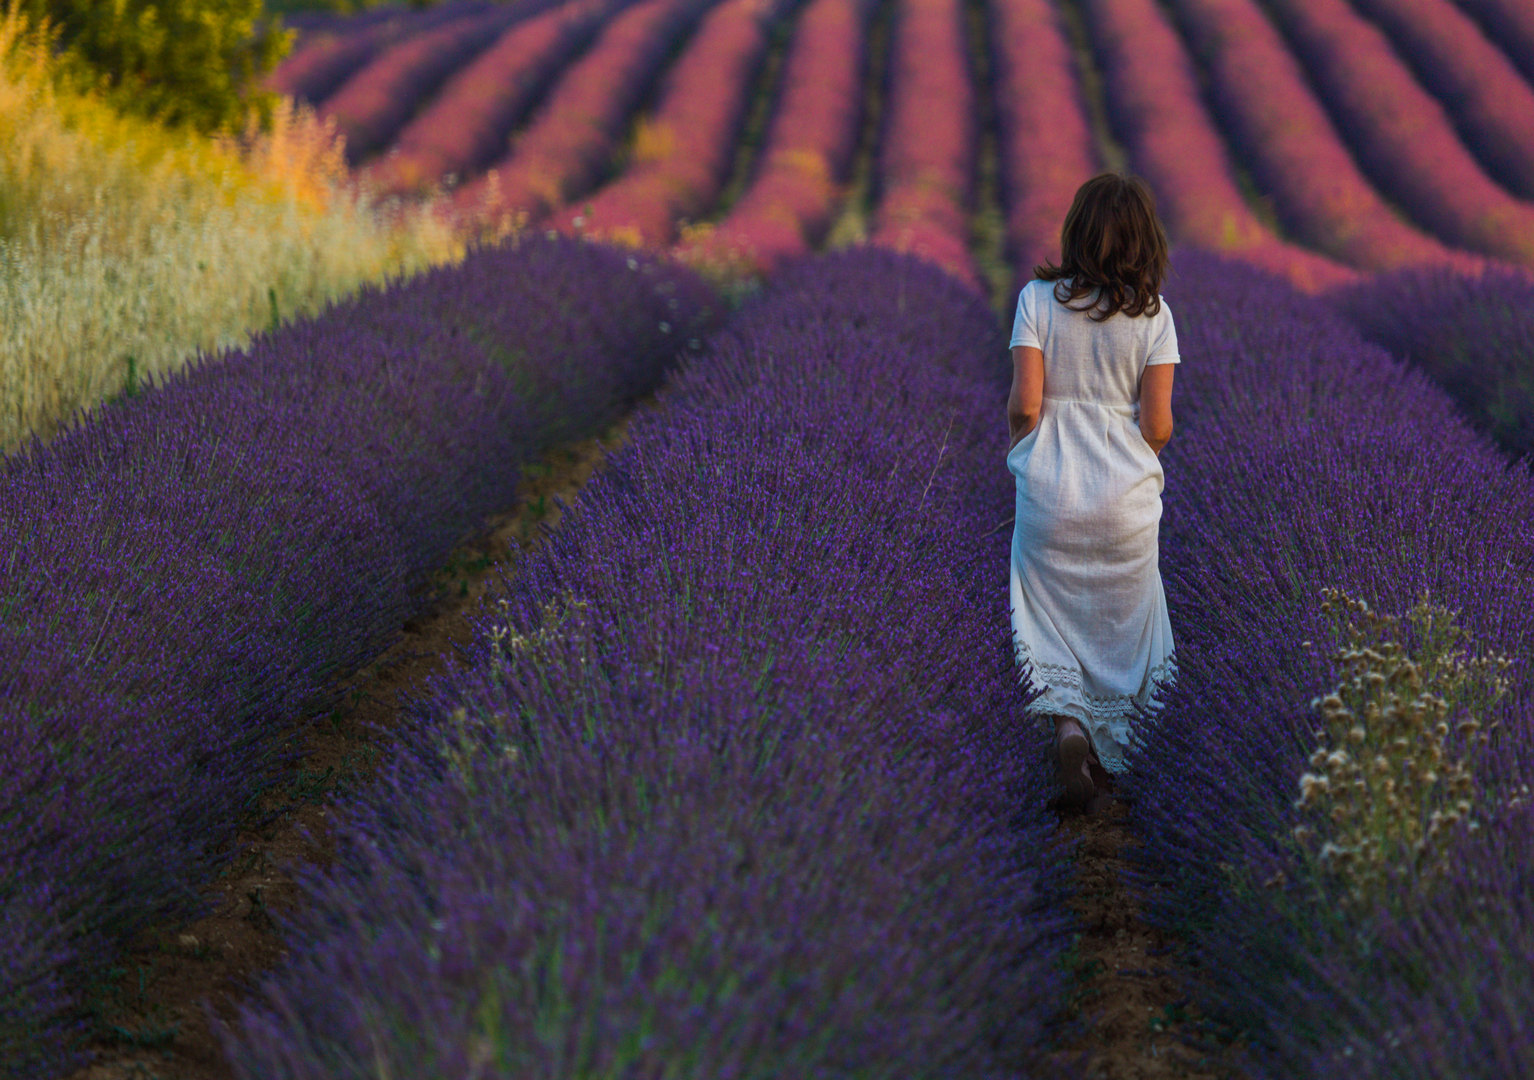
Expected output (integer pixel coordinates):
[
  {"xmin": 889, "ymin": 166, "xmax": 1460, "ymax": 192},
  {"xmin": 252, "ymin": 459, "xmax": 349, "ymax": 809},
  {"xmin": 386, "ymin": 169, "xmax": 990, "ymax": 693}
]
[{"xmin": 1290, "ymin": 587, "xmax": 1509, "ymax": 910}]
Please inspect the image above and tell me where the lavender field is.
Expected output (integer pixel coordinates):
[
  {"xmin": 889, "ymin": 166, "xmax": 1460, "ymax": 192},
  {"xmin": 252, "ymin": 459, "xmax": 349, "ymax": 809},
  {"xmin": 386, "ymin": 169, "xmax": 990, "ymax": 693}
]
[{"xmin": 6, "ymin": 0, "xmax": 1534, "ymax": 1076}]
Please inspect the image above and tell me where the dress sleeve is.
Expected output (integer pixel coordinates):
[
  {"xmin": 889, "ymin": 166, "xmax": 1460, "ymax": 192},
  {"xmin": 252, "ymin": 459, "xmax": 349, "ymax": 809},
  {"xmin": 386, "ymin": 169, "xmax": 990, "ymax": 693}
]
[
  {"xmin": 1009, "ymin": 283, "xmax": 1042, "ymax": 350},
  {"xmin": 1145, "ymin": 299, "xmax": 1180, "ymax": 366}
]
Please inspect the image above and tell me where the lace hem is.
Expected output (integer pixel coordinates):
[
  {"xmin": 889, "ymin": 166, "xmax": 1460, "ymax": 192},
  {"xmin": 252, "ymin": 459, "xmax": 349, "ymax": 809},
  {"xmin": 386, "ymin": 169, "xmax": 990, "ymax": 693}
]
[{"xmin": 1014, "ymin": 635, "xmax": 1177, "ymax": 773}]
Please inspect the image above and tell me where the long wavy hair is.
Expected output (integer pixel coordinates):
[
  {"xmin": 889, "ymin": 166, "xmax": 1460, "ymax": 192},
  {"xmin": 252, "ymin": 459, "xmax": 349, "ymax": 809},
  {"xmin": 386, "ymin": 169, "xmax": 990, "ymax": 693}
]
[{"xmin": 1032, "ymin": 173, "xmax": 1169, "ymax": 321}]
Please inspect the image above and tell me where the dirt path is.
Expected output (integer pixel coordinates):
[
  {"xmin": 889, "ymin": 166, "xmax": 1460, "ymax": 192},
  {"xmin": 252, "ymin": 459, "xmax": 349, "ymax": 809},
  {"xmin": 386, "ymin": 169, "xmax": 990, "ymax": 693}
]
[
  {"xmin": 1044, "ymin": 798, "xmax": 1245, "ymax": 1080},
  {"xmin": 65, "ymin": 396, "xmax": 661, "ymax": 1080}
]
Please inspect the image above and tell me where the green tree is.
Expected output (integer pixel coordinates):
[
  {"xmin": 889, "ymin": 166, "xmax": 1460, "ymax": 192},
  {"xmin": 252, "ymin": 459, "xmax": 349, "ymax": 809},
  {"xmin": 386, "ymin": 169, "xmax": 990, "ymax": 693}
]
[{"xmin": 18, "ymin": 0, "xmax": 293, "ymax": 132}]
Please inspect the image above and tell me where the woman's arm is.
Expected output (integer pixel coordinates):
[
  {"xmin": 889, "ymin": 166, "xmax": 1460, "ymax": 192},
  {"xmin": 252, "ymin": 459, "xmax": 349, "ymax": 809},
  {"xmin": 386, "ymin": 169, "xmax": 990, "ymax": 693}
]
[
  {"xmin": 1008, "ymin": 345, "xmax": 1045, "ymax": 449},
  {"xmin": 1139, "ymin": 362, "xmax": 1175, "ymax": 454}
]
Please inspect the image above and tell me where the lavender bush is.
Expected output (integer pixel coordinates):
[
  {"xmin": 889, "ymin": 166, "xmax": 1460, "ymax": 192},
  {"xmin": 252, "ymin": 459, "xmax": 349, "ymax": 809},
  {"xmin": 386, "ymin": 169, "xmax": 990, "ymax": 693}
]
[
  {"xmin": 1119, "ymin": 247, "xmax": 1534, "ymax": 1077},
  {"xmin": 1327, "ymin": 263, "xmax": 1534, "ymax": 462},
  {"xmin": 0, "ymin": 234, "xmax": 716, "ymax": 1079},
  {"xmin": 215, "ymin": 249, "xmax": 1076, "ymax": 1079}
]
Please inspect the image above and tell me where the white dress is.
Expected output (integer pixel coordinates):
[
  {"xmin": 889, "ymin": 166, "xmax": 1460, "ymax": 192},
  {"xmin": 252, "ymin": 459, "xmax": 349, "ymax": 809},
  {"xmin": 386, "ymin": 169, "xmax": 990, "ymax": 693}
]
[{"xmin": 1006, "ymin": 277, "xmax": 1179, "ymax": 773}]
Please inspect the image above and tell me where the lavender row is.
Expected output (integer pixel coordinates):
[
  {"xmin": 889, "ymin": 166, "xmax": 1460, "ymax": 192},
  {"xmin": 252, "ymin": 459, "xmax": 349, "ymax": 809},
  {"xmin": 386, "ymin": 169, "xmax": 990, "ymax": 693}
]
[
  {"xmin": 1256, "ymin": 0, "xmax": 1534, "ymax": 268},
  {"xmin": 213, "ymin": 249, "xmax": 1074, "ymax": 1079},
  {"xmin": 1347, "ymin": 0, "xmax": 1534, "ymax": 201},
  {"xmin": 362, "ymin": 0, "xmax": 627, "ymax": 198},
  {"xmin": 1454, "ymin": 0, "xmax": 1534, "ymax": 92},
  {"xmin": 1327, "ymin": 264, "xmax": 1534, "ymax": 462},
  {"xmin": 267, "ymin": 1, "xmax": 501, "ymax": 105},
  {"xmin": 1119, "ymin": 248, "xmax": 1534, "ymax": 1076},
  {"xmin": 1162, "ymin": 0, "xmax": 1483, "ymax": 274},
  {"xmin": 318, "ymin": 2, "xmax": 555, "ymax": 165},
  {"xmin": 0, "ymin": 236, "xmax": 717, "ymax": 1080},
  {"xmin": 1077, "ymin": 0, "xmax": 1355, "ymax": 292}
]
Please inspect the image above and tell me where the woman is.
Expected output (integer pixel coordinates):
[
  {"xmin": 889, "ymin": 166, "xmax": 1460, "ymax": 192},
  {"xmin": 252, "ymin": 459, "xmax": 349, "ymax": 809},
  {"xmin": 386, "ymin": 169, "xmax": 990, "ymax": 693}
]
[{"xmin": 1006, "ymin": 172, "xmax": 1179, "ymax": 812}]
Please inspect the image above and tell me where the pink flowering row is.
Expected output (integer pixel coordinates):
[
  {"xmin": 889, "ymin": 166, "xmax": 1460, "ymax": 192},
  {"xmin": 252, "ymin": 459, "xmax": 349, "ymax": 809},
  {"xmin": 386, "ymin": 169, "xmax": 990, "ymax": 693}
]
[
  {"xmin": 869, "ymin": 0, "xmax": 982, "ymax": 293},
  {"xmin": 987, "ymin": 0, "xmax": 1101, "ymax": 290},
  {"xmin": 673, "ymin": 0, "xmax": 878, "ymax": 275},
  {"xmin": 1450, "ymin": 0, "xmax": 1534, "ymax": 91},
  {"xmin": 545, "ymin": 0, "xmax": 800, "ymax": 246},
  {"xmin": 1165, "ymin": 0, "xmax": 1484, "ymax": 274},
  {"xmin": 1349, "ymin": 0, "xmax": 1534, "ymax": 202},
  {"xmin": 453, "ymin": 0, "xmax": 718, "ymax": 225},
  {"xmin": 361, "ymin": 0, "xmax": 620, "ymax": 198},
  {"xmin": 318, "ymin": 5, "xmax": 528, "ymax": 164},
  {"xmin": 1259, "ymin": 0, "xmax": 1534, "ymax": 268},
  {"xmin": 1078, "ymin": 0, "xmax": 1355, "ymax": 292},
  {"xmin": 266, "ymin": 2, "xmax": 495, "ymax": 104}
]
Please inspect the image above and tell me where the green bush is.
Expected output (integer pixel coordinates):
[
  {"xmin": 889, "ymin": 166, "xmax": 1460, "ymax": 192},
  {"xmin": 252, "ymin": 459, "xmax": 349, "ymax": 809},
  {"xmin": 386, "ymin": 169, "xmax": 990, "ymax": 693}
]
[{"xmin": 18, "ymin": 0, "xmax": 292, "ymax": 131}]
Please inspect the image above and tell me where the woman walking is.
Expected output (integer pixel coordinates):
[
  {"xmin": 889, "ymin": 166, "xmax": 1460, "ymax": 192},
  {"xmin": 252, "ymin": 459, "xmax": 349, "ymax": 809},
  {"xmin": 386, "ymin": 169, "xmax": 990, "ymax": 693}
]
[{"xmin": 1006, "ymin": 173, "xmax": 1179, "ymax": 812}]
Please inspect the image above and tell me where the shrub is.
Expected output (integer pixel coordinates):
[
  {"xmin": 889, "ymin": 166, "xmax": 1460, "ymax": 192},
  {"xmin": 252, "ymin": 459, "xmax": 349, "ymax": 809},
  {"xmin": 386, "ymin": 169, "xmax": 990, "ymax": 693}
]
[{"xmin": 17, "ymin": 0, "xmax": 290, "ymax": 131}]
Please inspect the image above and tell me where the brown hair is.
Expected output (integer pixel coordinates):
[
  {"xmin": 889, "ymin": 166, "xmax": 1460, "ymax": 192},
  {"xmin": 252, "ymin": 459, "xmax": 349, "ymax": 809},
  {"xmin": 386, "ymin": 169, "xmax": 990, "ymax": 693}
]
[{"xmin": 1032, "ymin": 172, "xmax": 1169, "ymax": 321}]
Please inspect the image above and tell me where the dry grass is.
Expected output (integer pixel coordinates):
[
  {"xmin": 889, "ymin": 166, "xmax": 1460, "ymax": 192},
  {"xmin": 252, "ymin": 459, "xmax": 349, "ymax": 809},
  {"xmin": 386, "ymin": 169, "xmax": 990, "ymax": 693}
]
[{"xmin": 0, "ymin": 6, "xmax": 468, "ymax": 455}]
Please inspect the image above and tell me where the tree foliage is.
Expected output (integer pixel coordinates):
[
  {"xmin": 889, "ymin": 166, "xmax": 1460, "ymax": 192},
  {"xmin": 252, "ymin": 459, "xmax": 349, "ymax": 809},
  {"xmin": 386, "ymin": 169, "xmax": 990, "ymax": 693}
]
[{"xmin": 17, "ymin": 0, "xmax": 293, "ymax": 131}]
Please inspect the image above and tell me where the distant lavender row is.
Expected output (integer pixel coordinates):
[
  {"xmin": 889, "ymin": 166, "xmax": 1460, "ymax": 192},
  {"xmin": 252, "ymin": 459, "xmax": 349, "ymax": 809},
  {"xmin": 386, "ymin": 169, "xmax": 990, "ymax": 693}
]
[
  {"xmin": 363, "ymin": 0, "xmax": 625, "ymax": 197},
  {"xmin": 453, "ymin": 0, "xmax": 718, "ymax": 224},
  {"xmin": 1257, "ymin": 0, "xmax": 1534, "ymax": 268},
  {"xmin": 1078, "ymin": 0, "xmax": 1356, "ymax": 291},
  {"xmin": 548, "ymin": 0, "xmax": 799, "ymax": 246},
  {"xmin": 1328, "ymin": 263, "xmax": 1534, "ymax": 461},
  {"xmin": 318, "ymin": 3, "xmax": 544, "ymax": 165},
  {"xmin": 869, "ymin": 0, "xmax": 982, "ymax": 292},
  {"xmin": 267, "ymin": 2, "xmax": 499, "ymax": 104},
  {"xmin": 1119, "ymin": 248, "xmax": 1534, "ymax": 1076},
  {"xmin": 215, "ymin": 249, "xmax": 1074, "ymax": 1079},
  {"xmin": 674, "ymin": 0, "xmax": 876, "ymax": 275},
  {"xmin": 1163, "ymin": 0, "xmax": 1483, "ymax": 274},
  {"xmin": 1348, "ymin": 0, "xmax": 1534, "ymax": 201},
  {"xmin": 988, "ymin": 0, "xmax": 1102, "ymax": 292},
  {"xmin": 1455, "ymin": 0, "xmax": 1534, "ymax": 86},
  {"xmin": 0, "ymin": 236, "xmax": 717, "ymax": 1080}
]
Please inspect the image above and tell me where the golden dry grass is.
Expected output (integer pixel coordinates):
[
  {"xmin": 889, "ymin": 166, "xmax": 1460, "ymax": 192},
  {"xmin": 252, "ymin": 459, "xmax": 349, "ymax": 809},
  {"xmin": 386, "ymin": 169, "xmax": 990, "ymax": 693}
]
[{"xmin": 0, "ymin": 6, "xmax": 468, "ymax": 455}]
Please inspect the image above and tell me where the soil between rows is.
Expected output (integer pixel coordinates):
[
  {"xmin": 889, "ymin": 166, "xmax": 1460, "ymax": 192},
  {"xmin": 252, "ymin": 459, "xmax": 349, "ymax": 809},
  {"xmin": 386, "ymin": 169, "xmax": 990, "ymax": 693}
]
[
  {"xmin": 65, "ymin": 394, "xmax": 664, "ymax": 1080},
  {"xmin": 1043, "ymin": 798, "xmax": 1246, "ymax": 1080}
]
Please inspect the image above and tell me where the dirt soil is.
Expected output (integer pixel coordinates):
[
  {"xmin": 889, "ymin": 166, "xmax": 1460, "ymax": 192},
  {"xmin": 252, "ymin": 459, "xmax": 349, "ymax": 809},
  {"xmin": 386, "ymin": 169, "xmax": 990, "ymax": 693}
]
[
  {"xmin": 1043, "ymin": 795, "xmax": 1246, "ymax": 1080},
  {"xmin": 64, "ymin": 396, "xmax": 660, "ymax": 1080}
]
